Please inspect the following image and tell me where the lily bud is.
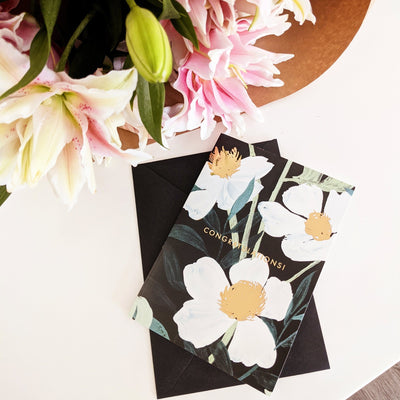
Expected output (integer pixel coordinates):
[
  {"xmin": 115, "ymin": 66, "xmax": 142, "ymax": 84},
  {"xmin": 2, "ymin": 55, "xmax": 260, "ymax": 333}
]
[{"xmin": 125, "ymin": 5, "xmax": 172, "ymax": 83}]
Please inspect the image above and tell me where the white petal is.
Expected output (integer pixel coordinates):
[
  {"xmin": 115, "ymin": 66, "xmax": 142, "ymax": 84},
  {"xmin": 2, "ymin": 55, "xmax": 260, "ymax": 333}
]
[
  {"xmin": 173, "ymin": 300, "xmax": 232, "ymax": 348},
  {"xmin": 233, "ymin": 156, "xmax": 274, "ymax": 181},
  {"xmin": 59, "ymin": 68, "xmax": 137, "ymax": 120},
  {"xmin": 48, "ymin": 140, "xmax": 86, "ymax": 207},
  {"xmin": 324, "ymin": 190, "xmax": 352, "ymax": 232},
  {"xmin": 228, "ymin": 318, "xmax": 276, "ymax": 368},
  {"xmin": 260, "ymin": 277, "xmax": 293, "ymax": 321},
  {"xmin": 183, "ymin": 257, "xmax": 229, "ymax": 302},
  {"xmin": 0, "ymin": 122, "xmax": 20, "ymax": 185},
  {"xmin": 258, "ymin": 201, "xmax": 306, "ymax": 237},
  {"xmin": 183, "ymin": 188, "xmax": 218, "ymax": 220},
  {"xmin": 229, "ymin": 258, "xmax": 269, "ymax": 286},
  {"xmin": 195, "ymin": 163, "xmax": 224, "ymax": 190},
  {"xmin": 21, "ymin": 96, "xmax": 78, "ymax": 185},
  {"xmin": 282, "ymin": 233, "xmax": 331, "ymax": 262},
  {"xmin": 0, "ymin": 86, "xmax": 53, "ymax": 124},
  {"xmin": 0, "ymin": 38, "xmax": 29, "ymax": 94},
  {"xmin": 282, "ymin": 184, "xmax": 323, "ymax": 218}
]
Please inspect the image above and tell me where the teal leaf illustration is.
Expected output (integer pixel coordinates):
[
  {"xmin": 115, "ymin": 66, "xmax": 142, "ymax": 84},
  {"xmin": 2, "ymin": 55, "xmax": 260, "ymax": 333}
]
[
  {"xmin": 150, "ymin": 318, "xmax": 170, "ymax": 340},
  {"xmin": 228, "ymin": 178, "xmax": 255, "ymax": 221},
  {"xmin": 191, "ymin": 184, "xmax": 202, "ymax": 192},
  {"xmin": 162, "ymin": 243, "xmax": 186, "ymax": 291},
  {"xmin": 259, "ymin": 317, "xmax": 278, "ymax": 343},
  {"xmin": 203, "ymin": 209, "xmax": 221, "ymax": 233},
  {"xmin": 284, "ymin": 271, "xmax": 316, "ymax": 325},
  {"xmin": 292, "ymin": 313, "xmax": 305, "ymax": 321},
  {"xmin": 220, "ymin": 231, "xmax": 263, "ymax": 269},
  {"xmin": 0, "ymin": 185, "xmax": 10, "ymax": 206},
  {"xmin": 275, "ymin": 332, "xmax": 296, "ymax": 349},
  {"xmin": 132, "ymin": 296, "xmax": 153, "ymax": 327},
  {"xmin": 169, "ymin": 224, "xmax": 207, "ymax": 254}
]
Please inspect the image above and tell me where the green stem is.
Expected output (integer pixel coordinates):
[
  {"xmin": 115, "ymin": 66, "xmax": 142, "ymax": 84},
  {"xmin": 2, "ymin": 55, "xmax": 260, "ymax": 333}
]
[
  {"xmin": 286, "ymin": 260, "xmax": 321, "ymax": 284},
  {"xmin": 269, "ymin": 160, "xmax": 293, "ymax": 202},
  {"xmin": 55, "ymin": 10, "xmax": 96, "ymax": 72},
  {"xmin": 228, "ymin": 213, "xmax": 239, "ymax": 245},
  {"xmin": 238, "ymin": 364, "xmax": 259, "ymax": 381},
  {"xmin": 126, "ymin": 0, "xmax": 136, "ymax": 7},
  {"xmin": 240, "ymin": 144, "xmax": 257, "ymax": 261}
]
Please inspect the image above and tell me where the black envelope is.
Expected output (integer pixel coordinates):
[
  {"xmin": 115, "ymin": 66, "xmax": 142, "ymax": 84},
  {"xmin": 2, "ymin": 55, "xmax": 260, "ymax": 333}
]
[{"xmin": 132, "ymin": 139, "xmax": 330, "ymax": 399}]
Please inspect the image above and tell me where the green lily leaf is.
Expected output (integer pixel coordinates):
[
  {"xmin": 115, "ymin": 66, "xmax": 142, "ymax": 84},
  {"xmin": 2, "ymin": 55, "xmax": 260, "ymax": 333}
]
[
  {"xmin": 0, "ymin": 0, "xmax": 61, "ymax": 99},
  {"xmin": 137, "ymin": 73, "xmax": 165, "ymax": 145},
  {"xmin": 0, "ymin": 185, "xmax": 10, "ymax": 206},
  {"xmin": 159, "ymin": 0, "xmax": 181, "ymax": 20},
  {"xmin": 170, "ymin": 0, "xmax": 199, "ymax": 49}
]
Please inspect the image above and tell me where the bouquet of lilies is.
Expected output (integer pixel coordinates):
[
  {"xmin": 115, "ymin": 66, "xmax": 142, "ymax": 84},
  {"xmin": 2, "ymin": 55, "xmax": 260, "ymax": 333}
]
[{"xmin": 0, "ymin": 0, "xmax": 315, "ymax": 207}]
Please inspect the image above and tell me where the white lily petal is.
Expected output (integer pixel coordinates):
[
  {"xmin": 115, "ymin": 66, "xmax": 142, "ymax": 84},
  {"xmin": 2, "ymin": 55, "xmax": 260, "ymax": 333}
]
[
  {"xmin": 260, "ymin": 277, "xmax": 293, "ymax": 321},
  {"xmin": 184, "ymin": 188, "xmax": 219, "ymax": 220},
  {"xmin": 282, "ymin": 233, "xmax": 331, "ymax": 262},
  {"xmin": 173, "ymin": 299, "xmax": 232, "ymax": 348},
  {"xmin": 258, "ymin": 201, "xmax": 306, "ymax": 237},
  {"xmin": 324, "ymin": 190, "xmax": 351, "ymax": 232},
  {"xmin": 228, "ymin": 318, "xmax": 277, "ymax": 368},
  {"xmin": 282, "ymin": 184, "xmax": 323, "ymax": 218},
  {"xmin": 25, "ymin": 96, "xmax": 78, "ymax": 185},
  {"xmin": 0, "ymin": 122, "xmax": 20, "ymax": 185},
  {"xmin": 183, "ymin": 257, "xmax": 229, "ymax": 302},
  {"xmin": 60, "ymin": 68, "xmax": 137, "ymax": 120},
  {"xmin": 48, "ymin": 140, "xmax": 86, "ymax": 207},
  {"xmin": 0, "ymin": 86, "xmax": 53, "ymax": 124},
  {"xmin": 229, "ymin": 258, "xmax": 269, "ymax": 286},
  {"xmin": 0, "ymin": 37, "xmax": 29, "ymax": 94}
]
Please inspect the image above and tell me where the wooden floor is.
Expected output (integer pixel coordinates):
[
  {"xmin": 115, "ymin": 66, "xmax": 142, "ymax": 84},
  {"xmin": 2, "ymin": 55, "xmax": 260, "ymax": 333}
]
[{"xmin": 348, "ymin": 363, "xmax": 400, "ymax": 400}]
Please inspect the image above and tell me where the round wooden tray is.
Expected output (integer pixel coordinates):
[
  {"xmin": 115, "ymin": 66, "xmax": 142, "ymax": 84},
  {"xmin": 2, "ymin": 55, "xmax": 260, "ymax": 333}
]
[{"xmin": 119, "ymin": 0, "xmax": 371, "ymax": 148}]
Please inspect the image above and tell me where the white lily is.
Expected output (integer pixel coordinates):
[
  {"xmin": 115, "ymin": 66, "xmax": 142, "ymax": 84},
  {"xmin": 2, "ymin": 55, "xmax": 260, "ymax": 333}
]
[
  {"xmin": 0, "ymin": 49, "xmax": 151, "ymax": 204},
  {"xmin": 275, "ymin": 0, "xmax": 316, "ymax": 25}
]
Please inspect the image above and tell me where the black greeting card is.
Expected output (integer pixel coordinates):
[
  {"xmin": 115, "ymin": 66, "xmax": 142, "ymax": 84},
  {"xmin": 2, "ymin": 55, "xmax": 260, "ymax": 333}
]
[{"xmin": 132, "ymin": 135, "xmax": 349, "ymax": 395}]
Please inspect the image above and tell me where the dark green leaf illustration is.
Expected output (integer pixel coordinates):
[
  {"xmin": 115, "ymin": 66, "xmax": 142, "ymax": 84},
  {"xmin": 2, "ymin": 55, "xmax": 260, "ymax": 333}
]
[
  {"xmin": 209, "ymin": 342, "xmax": 233, "ymax": 375},
  {"xmin": 162, "ymin": 244, "xmax": 186, "ymax": 291},
  {"xmin": 220, "ymin": 231, "xmax": 263, "ymax": 269},
  {"xmin": 169, "ymin": 224, "xmax": 207, "ymax": 254},
  {"xmin": 225, "ymin": 211, "xmax": 262, "ymax": 234},
  {"xmin": 251, "ymin": 369, "xmax": 279, "ymax": 392},
  {"xmin": 203, "ymin": 209, "xmax": 221, "ymax": 233},
  {"xmin": 284, "ymin": 271, "xmax": 316, "ymax": 325},
  {"xmin": 228, "ymin": 178, "xmax": 255, "ymax": 220}
]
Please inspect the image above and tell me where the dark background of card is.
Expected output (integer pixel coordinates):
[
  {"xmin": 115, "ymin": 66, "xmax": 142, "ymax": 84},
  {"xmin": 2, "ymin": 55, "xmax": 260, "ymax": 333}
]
[{"xmin": 132, "ymin": 136, "xmax": 329, "ymax": 398}]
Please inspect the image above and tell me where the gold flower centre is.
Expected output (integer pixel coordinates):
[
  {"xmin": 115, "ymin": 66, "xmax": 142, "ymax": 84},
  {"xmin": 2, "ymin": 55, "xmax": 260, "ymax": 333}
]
[
  {"xmin": 304, "ymin": 211, "xmax": 332, "ymax": 241},
  {"xmin": 219, "ymin": 280, "xmax": 266, "ymax": 321},
  {"xmin": 208, "ymin": 146, "xmax": 241, "ymax": 179}
]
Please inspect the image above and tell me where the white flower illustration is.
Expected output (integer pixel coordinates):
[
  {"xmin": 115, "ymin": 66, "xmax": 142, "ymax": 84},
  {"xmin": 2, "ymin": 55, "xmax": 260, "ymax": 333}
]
[
  {"xmin": 184, "ymin": 146, "xmax": 274, "ymax": 220},
  {"xmin": 258, "ymin": 184, "xmax": 351, "ymax": 261},
  {"xmin": 173, "ymin": 257, "xmax": 292, "ymax": 368}
]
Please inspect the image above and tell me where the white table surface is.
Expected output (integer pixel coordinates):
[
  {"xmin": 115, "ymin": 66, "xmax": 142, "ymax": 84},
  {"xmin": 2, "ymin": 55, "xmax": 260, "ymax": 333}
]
[{"xmin": 1, "ymin": 1, "xmax": 399, "ymax": 399}]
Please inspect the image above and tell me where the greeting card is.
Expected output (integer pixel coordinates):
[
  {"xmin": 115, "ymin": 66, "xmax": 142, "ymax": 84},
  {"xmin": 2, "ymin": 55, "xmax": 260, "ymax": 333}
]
[{"xmin": 132, "ymin": 135, "xmax": 354, "ymax": 394}]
